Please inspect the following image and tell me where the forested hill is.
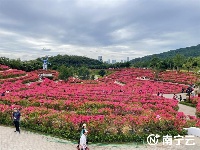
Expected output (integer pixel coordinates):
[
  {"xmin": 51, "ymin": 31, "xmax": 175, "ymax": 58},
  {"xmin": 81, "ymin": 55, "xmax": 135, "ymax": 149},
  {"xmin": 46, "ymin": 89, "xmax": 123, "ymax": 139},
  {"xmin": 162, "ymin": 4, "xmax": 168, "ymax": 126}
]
[
  {"xmin": 44, "ymin": 54, "xmax": 103, "ymax": 69},
  {"xmin": 46, "ymin": 54, "xmax": 130, "ymax": 70},
  {"xmin": 1, "ymin": 54, "xmax": 130, "ymax": 71},
  {"xmin": 0, "ymin": 54, "xmax": 103, "ymax": 71},
  {"xmin": 130, "ymin": 44, "xmax": 200, "ymax": 64}
]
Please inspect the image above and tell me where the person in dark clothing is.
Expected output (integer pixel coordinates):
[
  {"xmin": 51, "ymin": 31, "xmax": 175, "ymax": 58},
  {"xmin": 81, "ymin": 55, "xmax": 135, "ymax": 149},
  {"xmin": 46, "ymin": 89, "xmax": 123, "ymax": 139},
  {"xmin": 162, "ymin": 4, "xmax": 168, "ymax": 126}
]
[
  {"xmin": 13, "ymin": 108, "xmax": 21, "ymax": 133},
  {"xmin": 181, "ymin": 88, "xmax": 185, "ymax": 93},
  {"xmin": 173, "ymin": 94, "xmax": 177, "ymax": 100},
  {"xmin": 1, "ymin": 92, "xmax": 5, "ymax": 96},
  {"xmin": 179, "ymin": 95, "xmax": 182, "ymax": 101}
]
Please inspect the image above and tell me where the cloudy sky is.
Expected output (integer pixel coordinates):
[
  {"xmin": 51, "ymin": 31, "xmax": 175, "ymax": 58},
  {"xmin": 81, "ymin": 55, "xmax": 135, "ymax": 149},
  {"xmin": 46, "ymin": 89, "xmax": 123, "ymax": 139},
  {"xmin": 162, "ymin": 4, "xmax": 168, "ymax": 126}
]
[{"xmin": 0, "ymin": 0, "xmax": 200, "ymax": 62}]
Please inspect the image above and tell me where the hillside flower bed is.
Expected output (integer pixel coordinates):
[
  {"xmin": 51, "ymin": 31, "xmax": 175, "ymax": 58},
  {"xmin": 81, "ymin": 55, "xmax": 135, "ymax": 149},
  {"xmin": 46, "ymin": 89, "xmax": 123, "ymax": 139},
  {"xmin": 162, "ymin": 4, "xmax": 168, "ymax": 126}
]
[
  {"xmin": 0, "ymin": 103, "xmax": 191, "ymax": 142},
  {"xmin": 195, "ymin": 97, "xmax": 200, "ymax": 118},
  {"xmin": 0, "ymin": 64, "xmax": 9, "ymax": 71},
  {"xmin": 0, "ymin": 68, "xmax": 199, "ymax": 143},
  {"xmin": 197, "ymin": 103, "xmax": 200, "ymax": 118},
  {"xmin": 158, "ymin": 71, "xmax": 198, "ymax": 85},
  {"xmin": 0, "ymin": 69, "xmax": 26, "ymax": 79}
]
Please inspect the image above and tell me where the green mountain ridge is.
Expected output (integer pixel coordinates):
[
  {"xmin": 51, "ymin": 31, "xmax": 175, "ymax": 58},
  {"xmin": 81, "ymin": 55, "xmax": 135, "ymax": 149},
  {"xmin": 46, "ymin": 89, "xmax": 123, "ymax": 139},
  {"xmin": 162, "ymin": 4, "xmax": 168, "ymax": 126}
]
[{"xmin": 130, "ymin": 44, "xmax": 200, "ymax": 64}]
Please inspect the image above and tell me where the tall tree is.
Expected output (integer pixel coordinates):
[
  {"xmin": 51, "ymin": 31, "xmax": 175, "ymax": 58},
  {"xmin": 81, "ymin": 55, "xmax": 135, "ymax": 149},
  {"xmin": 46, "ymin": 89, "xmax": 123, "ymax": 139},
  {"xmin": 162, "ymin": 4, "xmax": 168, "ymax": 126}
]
[
  {"xmin": 173, "ymin": 54, "xmax": 185, "ymax": 71},
  {"xmin": 183, "ymin": 57, "xmax": 194, "ymax": 72},
  {"xmin": 150, "ymin": 57, "xmax": 161, "ymax": 79},
  {"xmin": 77, "ymin": 67, "xmax": 90, "ymax": 80},
  {"xmin": 98, "ymin": 69, "xmax": 106, "ymax": 77},
  {"xmin": 58, "ymin": 65, "xmax": 74, "ymax": 81}
]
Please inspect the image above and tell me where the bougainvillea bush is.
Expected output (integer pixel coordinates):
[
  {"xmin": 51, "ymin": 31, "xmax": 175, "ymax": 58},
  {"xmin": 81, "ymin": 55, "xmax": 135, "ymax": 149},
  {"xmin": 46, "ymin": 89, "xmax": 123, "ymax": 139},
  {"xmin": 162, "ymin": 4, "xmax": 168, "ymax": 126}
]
[
  {"xmin": 0, "ymin": 67, "xmax": 199, "ymax": 142},
  {"xmin": 158, "ymin": 71, "xmax": 198, "ymax": 85},
  {"xmin": 0, "ymin": 69, "xmax": 26, "ymax": 79},
  {"xmin": 0, "ymin": 65, "xmax": 9, "ymax": 71},
  {"xmin": 195, "ymin": 97, "xmax": 200, "ymax": 118}
]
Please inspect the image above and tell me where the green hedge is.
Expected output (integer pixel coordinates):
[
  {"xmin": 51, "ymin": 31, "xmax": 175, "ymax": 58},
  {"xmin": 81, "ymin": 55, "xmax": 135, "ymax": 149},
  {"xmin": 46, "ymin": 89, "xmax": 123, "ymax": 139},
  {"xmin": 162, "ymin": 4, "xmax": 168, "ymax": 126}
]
[{"xmin": 179, "ymin": 101, "xmax": 196, "ymax": 108}]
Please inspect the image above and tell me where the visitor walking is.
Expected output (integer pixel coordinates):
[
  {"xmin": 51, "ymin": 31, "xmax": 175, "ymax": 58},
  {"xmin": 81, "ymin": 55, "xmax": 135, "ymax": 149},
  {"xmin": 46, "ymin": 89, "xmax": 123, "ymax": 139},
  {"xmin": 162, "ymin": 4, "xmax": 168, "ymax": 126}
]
[
  {"xmin": 173, "ymin": 94, "xmax": 177, "ymax": 100},
  {"xmin": 179, "ymin": 95, "xmax": 182, "ymax": 101},
  {"xmin": 80, "ymin": 123, "xmax": 88, "ymax": 136},
  {"xmin": 79, "ymin": 130, "xmax": 89, "ymax": 150},
  {"xmin": 182, "ymin": 87, "xmax": 185, "ymax": 93},
  {"xmin": 77, "ymin": 123, "xmax": 88, "ymax": 149},
  {"xmin": 13, "ymin": 107, "xmax": 21, "ymax": 133}
]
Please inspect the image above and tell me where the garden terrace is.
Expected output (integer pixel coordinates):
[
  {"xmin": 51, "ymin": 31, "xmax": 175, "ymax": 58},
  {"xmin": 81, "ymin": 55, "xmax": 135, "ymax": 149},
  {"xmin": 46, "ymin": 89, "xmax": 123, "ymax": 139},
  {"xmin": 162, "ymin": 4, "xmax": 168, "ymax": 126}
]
[
  {"xmin": 0, "ymin": 68, "xmax": 200, "ymax": 143},
  {"xmin": 0, "ymin": 64, "xmax": 9, "ymax": 71},
  {"xmin": 158, "ymin": 71, "xmax": 198, "ymax": 85},
  {"xmin": 0, "ymin": 69, "xmax": 26, "ymax": 79},
  {"xmin": 0, "ymin": 71, "xmax": 39, "ymax": 84}
]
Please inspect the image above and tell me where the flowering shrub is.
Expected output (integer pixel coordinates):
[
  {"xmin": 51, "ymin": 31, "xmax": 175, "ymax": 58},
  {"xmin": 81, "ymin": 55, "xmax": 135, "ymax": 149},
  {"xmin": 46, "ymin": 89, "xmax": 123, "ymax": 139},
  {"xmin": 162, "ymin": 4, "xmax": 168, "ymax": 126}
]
[
  {"xmin": 0, "ymin": 69, "xmax": 26, "ymax": 79},
  {"xmin": 0, "ymin": 65, "xmax": 9, "ymax": 71},
  {"xmin": 196, "ymin": 101, "xmax": 200, "ymax": 118},
  {"xmin": 158, "ymin": 71, "xmax": 198, "ymax": 85},
  {"xmin": 0, "ymin": 68, "xmax": 198, "ymax": 142}
]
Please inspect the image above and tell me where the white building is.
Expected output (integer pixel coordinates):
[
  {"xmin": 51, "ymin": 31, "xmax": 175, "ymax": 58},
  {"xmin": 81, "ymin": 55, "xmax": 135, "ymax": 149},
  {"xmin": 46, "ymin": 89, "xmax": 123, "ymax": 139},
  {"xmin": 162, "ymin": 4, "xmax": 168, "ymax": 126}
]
[
  {"xmin": 112, "ymin": 60, "xmax": 116, "ymax": 64},
  {"xmin": 98, "ymin": 56, "xmax": 103, "ymax": 62},
  {"xmin": 127, "ymin": 57, "xmax": 129, "ymax": 62}
]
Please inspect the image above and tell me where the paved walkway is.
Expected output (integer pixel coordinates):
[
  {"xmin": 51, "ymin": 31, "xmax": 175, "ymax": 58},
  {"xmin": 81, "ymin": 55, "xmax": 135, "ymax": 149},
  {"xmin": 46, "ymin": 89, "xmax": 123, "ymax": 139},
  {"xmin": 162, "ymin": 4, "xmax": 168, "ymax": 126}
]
[
  {"xmin": 1, "ymin": 126, "xmax": 200, "ymax": 150},
  {"xmin": 178, "ymin": 103, "xmax": 196, "ymax": 116},
  {"xmin": 0, "ymin": 126, "xmax": 139, "ymax": 150},
  {"xmin": 162, "ymin": 93, "xmax": 196, "ymax": 116}
]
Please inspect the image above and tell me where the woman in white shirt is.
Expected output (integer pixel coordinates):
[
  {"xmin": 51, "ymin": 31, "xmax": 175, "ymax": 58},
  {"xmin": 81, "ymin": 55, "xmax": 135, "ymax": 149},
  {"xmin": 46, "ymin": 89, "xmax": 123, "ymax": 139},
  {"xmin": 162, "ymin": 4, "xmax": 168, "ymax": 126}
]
[{"xmin": 79, "ymin": 130, "xmax": 89, "ymax": 150}]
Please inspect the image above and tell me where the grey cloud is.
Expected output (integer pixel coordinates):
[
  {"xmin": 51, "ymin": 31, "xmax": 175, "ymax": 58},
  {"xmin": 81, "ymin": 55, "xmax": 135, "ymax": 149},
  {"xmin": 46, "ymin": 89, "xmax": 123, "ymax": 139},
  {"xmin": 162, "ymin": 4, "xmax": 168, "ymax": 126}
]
[{"xmin": 0, "ymin": 0, "xmax": 200, "ymax": 61}]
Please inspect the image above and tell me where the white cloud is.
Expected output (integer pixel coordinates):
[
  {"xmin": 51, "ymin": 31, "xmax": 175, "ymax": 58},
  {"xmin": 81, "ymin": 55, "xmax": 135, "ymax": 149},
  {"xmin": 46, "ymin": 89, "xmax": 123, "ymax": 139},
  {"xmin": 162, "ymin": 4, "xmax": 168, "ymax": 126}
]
[{"xmin": 110, "ymin": 28, "xmax": 133, "ymax": 41}]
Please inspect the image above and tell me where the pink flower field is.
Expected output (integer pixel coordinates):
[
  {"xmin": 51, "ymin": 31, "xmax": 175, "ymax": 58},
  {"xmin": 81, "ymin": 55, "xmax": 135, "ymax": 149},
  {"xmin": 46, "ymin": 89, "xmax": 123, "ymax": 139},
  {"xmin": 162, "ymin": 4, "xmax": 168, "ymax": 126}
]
[
  {"xmin": 158, "ymin": 71, "xmax": 198, "ymax": 85},
  {"xmin": 0, "ymin": 66, "xmax": 200, "ymax": 142}
]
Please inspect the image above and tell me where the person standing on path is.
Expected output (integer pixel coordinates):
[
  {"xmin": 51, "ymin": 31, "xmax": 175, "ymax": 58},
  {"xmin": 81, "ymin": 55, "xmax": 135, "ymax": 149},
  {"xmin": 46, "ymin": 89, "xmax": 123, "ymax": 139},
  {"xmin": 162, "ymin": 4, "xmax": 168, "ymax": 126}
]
[
  {"xmin": 13, "ymin": 107, "xmax": 21, "ymax": 133},
  {"xmin": 173, "ymin": 94, "xmax": 177, "ymax": 100},
  {"xmin": 80, "ymin": 123, "xmax": 88, "ymax": 137},
  {"xmin": 79, "ymin": 130, "xmax": 89, "ymax": 150},
  {"xmin": 179, "ymin": 95, "xmax": 182, "ymax": 101},
  {"xmin": 77, "ymin": 123, "xmax": 88, "ymax": 149}
]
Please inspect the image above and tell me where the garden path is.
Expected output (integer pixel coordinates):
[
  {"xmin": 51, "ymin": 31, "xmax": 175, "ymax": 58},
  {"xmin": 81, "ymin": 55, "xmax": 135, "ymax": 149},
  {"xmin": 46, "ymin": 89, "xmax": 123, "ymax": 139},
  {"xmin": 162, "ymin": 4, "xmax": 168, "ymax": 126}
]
[
  {"xmin": 135, "ymin": 76, "xmax": 197, "ymax": 117},
  {"xmin": 162, "ymin": 93, "xmax": 196, "ymax": 116},
  {"xmin": 1, "ymin": 126, "xmax": 200, "ymax": 150}
]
